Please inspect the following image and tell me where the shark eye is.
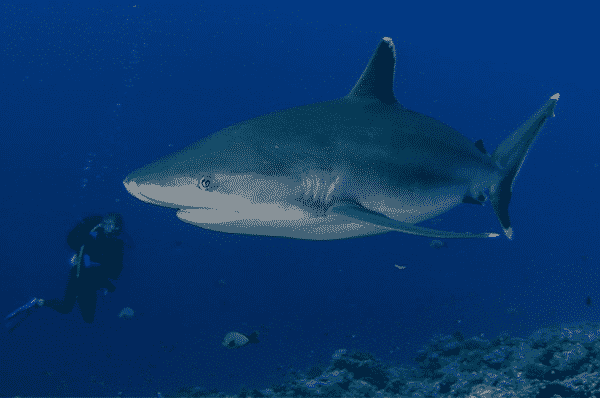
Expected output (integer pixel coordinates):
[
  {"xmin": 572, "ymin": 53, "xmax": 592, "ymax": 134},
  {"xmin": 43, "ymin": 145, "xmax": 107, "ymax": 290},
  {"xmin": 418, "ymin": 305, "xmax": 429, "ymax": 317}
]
[{"xmin": 199, "ymin": 177, "xmax": 211, "ymax": 189}]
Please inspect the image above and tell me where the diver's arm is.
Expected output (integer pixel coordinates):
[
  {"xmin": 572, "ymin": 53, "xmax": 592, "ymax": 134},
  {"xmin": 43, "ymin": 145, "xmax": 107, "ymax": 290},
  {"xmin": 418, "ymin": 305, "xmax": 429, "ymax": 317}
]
[
  {"xmin": 89, "ymin": 224, "xmax": 103, "ymax": 239},
  {"xmin": 67, "ymin": 216, "xmax": 103, "ymax": 250}
]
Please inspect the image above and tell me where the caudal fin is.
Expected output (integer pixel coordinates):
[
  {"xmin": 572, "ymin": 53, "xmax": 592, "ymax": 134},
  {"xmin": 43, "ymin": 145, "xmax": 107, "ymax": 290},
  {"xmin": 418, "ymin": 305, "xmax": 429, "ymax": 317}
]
[{"xmin": 490, "ymin": 93, "xmax": 560, "ymax": 239}]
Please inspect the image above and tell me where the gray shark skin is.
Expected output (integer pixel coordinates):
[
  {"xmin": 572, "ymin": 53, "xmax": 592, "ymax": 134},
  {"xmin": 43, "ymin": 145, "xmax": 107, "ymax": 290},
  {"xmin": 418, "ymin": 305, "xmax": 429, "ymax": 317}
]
[{"xmin": 123, "ymin": 37, "xmax": 559, "ymax": 241}]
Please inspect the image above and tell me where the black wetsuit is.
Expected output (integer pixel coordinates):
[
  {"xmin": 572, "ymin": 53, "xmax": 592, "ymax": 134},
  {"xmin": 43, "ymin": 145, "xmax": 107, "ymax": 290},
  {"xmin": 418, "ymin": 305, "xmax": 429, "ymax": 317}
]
[{"xmin": 44, "ymin": 216, "xmax": 125, "ymax": 323}]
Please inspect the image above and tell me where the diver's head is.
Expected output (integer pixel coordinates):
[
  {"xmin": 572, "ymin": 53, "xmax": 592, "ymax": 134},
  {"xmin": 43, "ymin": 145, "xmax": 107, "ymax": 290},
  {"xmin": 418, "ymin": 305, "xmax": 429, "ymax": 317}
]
[{"xmin": 101, "ymin": 213, "xmax": 123, "ymax": 235}]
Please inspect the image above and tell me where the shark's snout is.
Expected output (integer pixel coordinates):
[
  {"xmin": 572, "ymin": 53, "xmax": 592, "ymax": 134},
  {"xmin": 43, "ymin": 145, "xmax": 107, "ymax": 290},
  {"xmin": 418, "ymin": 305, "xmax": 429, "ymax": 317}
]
[
  {"xmin": 123, "ymin": 176, "xmax": 146, "ymax": 203},
  {"xmin": 123, "ymin": 168, "xmax": 205, "ymax": 210}
]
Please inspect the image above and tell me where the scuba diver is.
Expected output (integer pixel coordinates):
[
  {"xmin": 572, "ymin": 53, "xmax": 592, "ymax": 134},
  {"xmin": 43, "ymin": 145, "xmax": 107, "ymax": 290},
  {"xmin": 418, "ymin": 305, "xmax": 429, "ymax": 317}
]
[{"xmin": 4, "ymin": 213, "xmax": 128, "ymax": 330}]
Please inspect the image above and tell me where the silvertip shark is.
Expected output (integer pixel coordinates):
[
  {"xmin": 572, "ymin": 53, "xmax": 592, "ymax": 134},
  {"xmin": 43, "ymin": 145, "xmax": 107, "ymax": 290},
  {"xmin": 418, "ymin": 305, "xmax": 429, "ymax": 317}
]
[{"xmin": 123, "ymin": 37, "xmax": 559, "ymax": 241}]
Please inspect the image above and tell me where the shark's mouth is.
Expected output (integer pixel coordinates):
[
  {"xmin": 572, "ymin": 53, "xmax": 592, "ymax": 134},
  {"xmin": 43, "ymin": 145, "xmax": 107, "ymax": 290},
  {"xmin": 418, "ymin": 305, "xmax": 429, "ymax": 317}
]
[
  {"xmin": 177, "ymin": 206, "xmax": 214, "ymax": 212},
  {"xmin": 138, "ymin": 192, "xmax": 180, "ymax": 209},
  {"xmin": 176, "ymin": 208, "xmax": 245, "ymax": 225},
  {"xmin": 135, "ymin": 192, "xmax": 203, "ymax": 211},
  {"xmin": 175, "ymin": 201, "xmax": 311, "ymax": 226}
]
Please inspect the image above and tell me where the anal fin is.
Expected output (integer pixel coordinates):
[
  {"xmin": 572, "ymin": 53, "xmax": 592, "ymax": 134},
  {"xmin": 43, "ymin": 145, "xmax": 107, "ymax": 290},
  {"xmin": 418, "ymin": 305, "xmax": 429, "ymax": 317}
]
[{"xmin": 474, "ymin": 139, "xmax": 488, "ymax": 155}]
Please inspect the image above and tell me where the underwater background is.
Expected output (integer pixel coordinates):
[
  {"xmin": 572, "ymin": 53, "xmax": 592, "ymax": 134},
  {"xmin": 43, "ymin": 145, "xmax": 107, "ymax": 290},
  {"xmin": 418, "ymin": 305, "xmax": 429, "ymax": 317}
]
[{"xmin": 1, "ymin": 1, "xmax": 599, "ymax": 396}]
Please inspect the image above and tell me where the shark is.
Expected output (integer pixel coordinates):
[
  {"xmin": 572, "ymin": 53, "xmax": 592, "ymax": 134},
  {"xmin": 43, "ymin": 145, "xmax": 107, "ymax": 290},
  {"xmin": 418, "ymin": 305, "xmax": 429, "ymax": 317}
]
[{"xmin": 123, "ymin": 37, "xmax": 559, "ymax": 241}]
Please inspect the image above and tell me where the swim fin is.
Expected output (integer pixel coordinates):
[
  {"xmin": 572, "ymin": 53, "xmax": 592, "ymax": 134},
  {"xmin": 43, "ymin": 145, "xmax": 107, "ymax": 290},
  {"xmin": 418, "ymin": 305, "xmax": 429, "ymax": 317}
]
[{"xmin": 4, "ymin": 298, "xmax": 44, "ymax": 331}]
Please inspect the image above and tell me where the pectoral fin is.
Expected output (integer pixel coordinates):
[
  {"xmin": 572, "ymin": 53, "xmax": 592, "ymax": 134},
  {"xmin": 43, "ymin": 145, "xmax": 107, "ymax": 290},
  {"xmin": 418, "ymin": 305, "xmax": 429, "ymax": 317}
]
[{"xmin": 329, "ymin": 202, "xmax": 499, "ymax": 239}]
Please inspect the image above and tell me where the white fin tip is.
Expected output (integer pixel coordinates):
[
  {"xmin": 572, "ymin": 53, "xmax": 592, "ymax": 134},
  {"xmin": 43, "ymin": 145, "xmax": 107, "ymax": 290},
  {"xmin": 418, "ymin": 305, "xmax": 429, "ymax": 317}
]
[
  {"xmin": 551, "ymin": 93, "xmax": 560, "ymax": 100},
  {"xmin": 382, "ymin": 37, "xmax": 396, "ymax": 56}
]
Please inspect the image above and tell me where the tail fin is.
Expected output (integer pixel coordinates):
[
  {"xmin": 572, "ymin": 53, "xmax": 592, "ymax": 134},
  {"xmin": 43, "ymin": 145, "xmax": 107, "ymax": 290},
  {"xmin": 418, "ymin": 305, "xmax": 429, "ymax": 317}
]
[{"xmin": 490, "ymin": 93, "xmax": 560, "ymax": 239}]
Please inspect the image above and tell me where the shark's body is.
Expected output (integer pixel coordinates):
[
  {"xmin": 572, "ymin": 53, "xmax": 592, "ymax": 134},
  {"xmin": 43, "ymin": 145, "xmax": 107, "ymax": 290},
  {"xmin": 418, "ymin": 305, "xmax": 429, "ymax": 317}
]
[{"xmin": 124, "ymin": 37, "xmax": 559, "ymax": 240}]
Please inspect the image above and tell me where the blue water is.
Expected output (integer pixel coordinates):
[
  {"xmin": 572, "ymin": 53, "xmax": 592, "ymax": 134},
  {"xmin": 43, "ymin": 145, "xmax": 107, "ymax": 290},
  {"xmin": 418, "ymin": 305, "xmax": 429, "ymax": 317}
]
[{"xmin": 1, "ymin": 1, "xmax": 599, "ymax": 396}]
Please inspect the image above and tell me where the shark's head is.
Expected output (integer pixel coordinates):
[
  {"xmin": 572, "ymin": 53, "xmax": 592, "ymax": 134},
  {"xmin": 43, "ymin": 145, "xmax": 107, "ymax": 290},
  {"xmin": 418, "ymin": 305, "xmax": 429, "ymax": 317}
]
[
  {"xmin": 123, "ymin": 135, "xmax": 310, "ymax": 229},
  {"xmin": 123, "ymin": 147, "xmax": 213, "ymax": 211}
]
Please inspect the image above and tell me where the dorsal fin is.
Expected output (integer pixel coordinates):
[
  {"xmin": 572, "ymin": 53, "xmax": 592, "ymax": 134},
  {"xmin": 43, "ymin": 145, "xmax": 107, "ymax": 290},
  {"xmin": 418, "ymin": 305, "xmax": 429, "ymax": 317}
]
[
  {"xmin": 474, "ymin": 139, "xmax": 488, "ymax": 155},
  {"xmin": 347, "ymin": 37, "xmax": 397, "ymax": 105}
]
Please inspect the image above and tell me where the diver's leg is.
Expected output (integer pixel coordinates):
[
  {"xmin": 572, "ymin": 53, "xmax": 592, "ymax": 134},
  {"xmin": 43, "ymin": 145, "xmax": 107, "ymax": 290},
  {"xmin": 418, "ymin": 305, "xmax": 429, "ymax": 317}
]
[
  {"xmin": 44, "ymin": 267, "xmax": 78, "ymax": 314},
  {"xmin": 77, "ymin": 288, "xmax": 97, "ymax": 324}
]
